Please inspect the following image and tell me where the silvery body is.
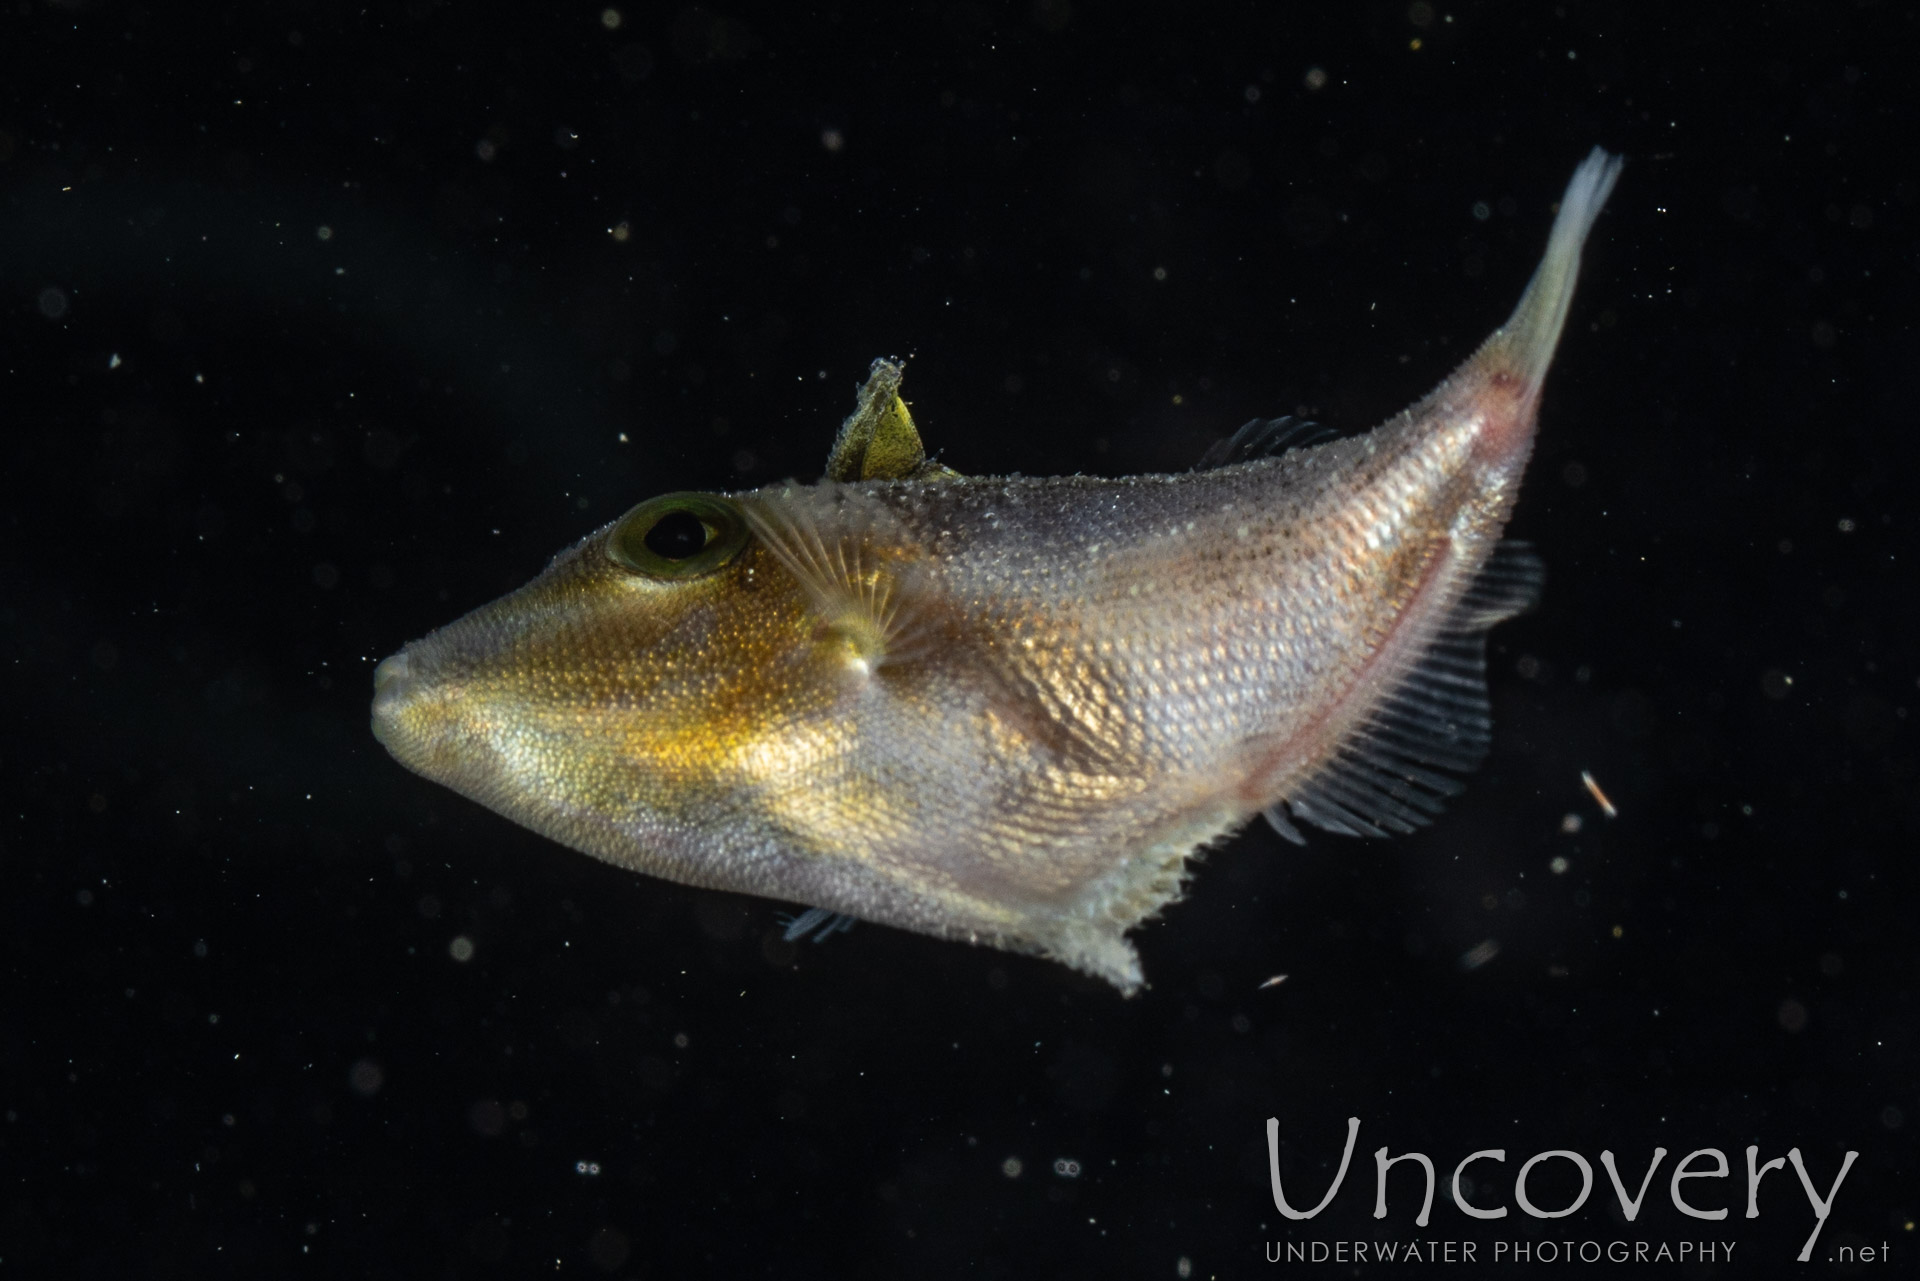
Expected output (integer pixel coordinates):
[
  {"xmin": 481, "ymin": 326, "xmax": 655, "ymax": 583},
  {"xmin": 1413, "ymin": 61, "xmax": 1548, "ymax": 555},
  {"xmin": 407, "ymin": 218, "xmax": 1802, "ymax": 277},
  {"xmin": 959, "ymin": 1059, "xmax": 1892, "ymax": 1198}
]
[{"xmin": 373, "ymin": 149, "xmax": 1622, "ymax": 993}]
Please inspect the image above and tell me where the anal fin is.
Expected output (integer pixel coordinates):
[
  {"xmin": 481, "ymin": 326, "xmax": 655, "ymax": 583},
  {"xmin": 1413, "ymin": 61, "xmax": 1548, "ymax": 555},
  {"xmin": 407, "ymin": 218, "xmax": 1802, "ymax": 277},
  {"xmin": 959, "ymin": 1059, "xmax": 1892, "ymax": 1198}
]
[
  {"xmin": 1282, "ymin": 541, "xmax": 1543, "ymax": 840},
  {"xmin": 1262, "ymin": 804, "xmax": 1307, "ymax": 846}
]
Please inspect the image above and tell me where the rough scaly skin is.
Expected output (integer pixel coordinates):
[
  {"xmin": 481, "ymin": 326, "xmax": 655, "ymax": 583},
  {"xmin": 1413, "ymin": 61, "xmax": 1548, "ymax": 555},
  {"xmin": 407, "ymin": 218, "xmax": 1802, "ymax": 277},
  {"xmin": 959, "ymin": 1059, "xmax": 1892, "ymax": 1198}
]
[{"xmin": 373, "ymin": 149, "xmax": 1621, "ymax": 992}]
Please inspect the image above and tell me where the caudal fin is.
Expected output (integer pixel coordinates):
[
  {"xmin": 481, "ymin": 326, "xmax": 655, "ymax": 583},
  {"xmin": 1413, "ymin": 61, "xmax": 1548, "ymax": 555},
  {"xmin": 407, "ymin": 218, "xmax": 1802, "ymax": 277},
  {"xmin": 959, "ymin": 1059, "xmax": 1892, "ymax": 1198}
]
[{"xmin": 1477, "ymin": 147, "xmax": 1624, "ymax": 400}]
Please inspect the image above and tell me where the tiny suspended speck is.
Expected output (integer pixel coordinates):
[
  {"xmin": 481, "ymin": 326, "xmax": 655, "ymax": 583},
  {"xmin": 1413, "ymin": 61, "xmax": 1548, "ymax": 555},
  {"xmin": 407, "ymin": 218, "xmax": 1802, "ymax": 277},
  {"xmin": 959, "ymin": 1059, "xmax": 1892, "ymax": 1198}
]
[{"xmin": 1580, "ymin": 770, "xmax": 1617, "ymax": 818}]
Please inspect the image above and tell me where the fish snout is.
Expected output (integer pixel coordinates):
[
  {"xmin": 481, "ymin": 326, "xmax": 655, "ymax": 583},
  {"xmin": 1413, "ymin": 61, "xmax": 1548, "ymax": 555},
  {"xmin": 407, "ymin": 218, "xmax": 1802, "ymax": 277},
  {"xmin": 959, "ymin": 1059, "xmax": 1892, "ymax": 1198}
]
[
  {"xmin": 371, "ymin": 649, "xmax": 412, "ymax": 730},
  {"xmin": 370, "ymin": 637, "xmax": 504, "ymax": 794},
  {"xmin": 371, "ymin": 646, "xmax": 439, "ymax": 756},
  {"xmin": 373, "ymin": 648, "xmax": 411, "ymax": 693}
]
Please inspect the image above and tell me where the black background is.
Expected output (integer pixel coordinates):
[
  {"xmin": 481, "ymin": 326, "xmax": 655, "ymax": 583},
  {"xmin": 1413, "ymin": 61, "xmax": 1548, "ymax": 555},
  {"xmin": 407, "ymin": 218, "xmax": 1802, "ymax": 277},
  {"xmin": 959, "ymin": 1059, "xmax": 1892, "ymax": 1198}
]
[{"xmin": 3, "ymin": 2, "xmax": 1915, "ymax": 1276}]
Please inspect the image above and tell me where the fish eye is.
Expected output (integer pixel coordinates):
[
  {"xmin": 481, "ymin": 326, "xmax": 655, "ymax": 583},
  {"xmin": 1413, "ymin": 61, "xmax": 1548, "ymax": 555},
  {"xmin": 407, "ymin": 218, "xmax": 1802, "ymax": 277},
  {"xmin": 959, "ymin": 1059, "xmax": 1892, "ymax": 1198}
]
[
  {"xmin": 643, "ymin": 509, "xmax": 708, "ymax": 560},
  {"xmin": 606, "ymin": 492, "xmax": 749, "ymax": 580}
]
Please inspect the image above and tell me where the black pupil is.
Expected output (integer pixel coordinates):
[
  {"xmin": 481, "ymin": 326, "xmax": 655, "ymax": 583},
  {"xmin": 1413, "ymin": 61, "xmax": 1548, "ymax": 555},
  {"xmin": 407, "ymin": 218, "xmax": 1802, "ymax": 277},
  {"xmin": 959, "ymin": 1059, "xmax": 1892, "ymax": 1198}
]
[{"xmin": 643, "ymin": 510, "xmax": 710, "ymax": 560}]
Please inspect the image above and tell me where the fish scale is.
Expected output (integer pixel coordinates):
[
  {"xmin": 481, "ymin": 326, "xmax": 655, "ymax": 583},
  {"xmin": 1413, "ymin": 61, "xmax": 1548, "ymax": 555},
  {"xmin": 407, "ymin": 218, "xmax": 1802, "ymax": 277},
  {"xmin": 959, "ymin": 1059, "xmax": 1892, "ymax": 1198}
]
[{"xmin": 373, "ymin": 148, "xmax": 1622, "ymax": 993}]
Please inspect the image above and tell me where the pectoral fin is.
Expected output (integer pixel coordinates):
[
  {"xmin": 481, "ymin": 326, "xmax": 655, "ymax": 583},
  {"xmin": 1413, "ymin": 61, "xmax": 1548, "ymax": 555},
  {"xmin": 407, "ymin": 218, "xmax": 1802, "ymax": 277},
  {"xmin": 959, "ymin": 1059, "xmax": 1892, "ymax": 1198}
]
[{"xmin": 741, "ymin": 485, "xmax": 935, "ymax": 676}]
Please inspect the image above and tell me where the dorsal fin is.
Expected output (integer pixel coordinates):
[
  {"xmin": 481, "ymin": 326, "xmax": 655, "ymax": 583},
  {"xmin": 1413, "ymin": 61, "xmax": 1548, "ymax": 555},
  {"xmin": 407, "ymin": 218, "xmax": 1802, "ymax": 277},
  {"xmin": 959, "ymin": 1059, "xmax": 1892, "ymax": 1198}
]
[
  {"xmin": 1280, "ymin": 541, "xmax": 1544, "ymax": 839},
  {"xmin": 740, "ymin": 485, "xmax": 932, "ymax": 678},
  {"xmin": 823, "ymin": 358, "xmax": 962, "ymax": 483},
  {"xmin": 1195, "ymin": 416, "xmax": 1341, "ymax": 470}
]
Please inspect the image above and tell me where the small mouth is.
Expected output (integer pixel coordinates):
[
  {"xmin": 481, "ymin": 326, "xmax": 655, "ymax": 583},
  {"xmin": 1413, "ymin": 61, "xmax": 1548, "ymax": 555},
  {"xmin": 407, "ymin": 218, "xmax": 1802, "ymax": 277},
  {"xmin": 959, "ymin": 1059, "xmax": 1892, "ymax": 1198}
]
[
  {"xmin": 370, "ymin": 649, "xmax": 414, "ymax": 744},
  {"xmin": 373, "ymin": 650, "xmax": 411, "ymax": 693}
]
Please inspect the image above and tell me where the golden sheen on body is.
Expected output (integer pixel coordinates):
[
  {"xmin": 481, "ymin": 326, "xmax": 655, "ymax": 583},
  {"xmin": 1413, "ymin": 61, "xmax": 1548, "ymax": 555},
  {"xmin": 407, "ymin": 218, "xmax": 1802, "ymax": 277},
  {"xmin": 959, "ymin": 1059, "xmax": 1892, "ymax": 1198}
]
[{"xmin": 373, "ymin": 149, "xmax": 1622, "ymax": 993}]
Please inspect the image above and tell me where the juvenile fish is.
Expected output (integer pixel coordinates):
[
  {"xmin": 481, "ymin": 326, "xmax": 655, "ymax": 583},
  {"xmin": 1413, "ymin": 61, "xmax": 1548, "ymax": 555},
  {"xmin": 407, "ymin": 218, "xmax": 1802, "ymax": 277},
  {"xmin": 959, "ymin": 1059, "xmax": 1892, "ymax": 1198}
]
[{"xmin": 373, "ymin": 149, "xmax": 1623, "ymax": 993}]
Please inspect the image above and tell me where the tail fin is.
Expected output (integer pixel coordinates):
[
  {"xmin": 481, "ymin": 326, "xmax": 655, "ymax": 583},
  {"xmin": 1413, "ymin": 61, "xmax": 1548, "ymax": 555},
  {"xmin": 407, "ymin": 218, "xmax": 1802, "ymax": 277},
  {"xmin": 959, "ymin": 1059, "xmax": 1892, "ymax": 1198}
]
[{"xmin": 1474, "ymin": 147, "xmax": 1624, "ymax": 401}]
